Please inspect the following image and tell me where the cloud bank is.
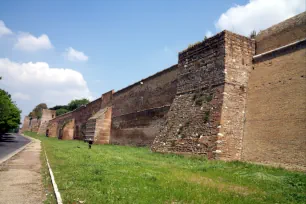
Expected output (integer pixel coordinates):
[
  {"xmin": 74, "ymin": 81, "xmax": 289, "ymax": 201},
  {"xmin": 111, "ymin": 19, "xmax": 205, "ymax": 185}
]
[
  {"xmin": 14, "ymin": 33, "xmax": 53, "ymax": 51},
  {"xmin": 215, "ymin": 0, "xmax": 305, "ymax": 36},
  {"xmin": 0, "ymin": 58, "xmax": 92, "ymax": 120}
]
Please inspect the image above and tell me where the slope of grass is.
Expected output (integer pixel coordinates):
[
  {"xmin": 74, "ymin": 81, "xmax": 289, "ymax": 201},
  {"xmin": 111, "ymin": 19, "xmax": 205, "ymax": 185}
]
[{"xmin": 24, "ymin": 131, "xmax": 306, "ymax": 204}]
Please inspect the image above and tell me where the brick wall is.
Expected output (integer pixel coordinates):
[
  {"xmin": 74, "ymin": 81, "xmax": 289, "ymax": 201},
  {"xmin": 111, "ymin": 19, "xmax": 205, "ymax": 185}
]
[
  {"xmin": 21, "ymin": 116, "xmax": 30, "ymax": 133},
  {"xmin": 152, "ymin": 32, "xmax": 228, "ymax": 157},
  {"xmin": 241, "ymin": 12, "xmax": 306, "ymax": 170},
  {"xmin": 243, "ymin": 46, "xmax": 306, "ymax": 170},
  {"xmin": 73, "ymin": 98, "xmax": 102, "ymax": 140},
  {"xmin": 47, "ymin": 112, "xmax": 74, "ymax": 138},
  {"xmin": 152, "ymin": 31, "xmax": 254, "ymax": 159},
  {"xmin": 30, "ymin": 118, "xmax": 40, "ymax": 132},
  {"xmin": 111, "ymin": 65, "xmax": 178, "ymax": 146},
  {"xmin": 61, "ymin": 119, "xmax": 75, "ymax": 140},
  {"xmin": 216, "ymin": 32, "xmax": 255, "ymax": 161},
  {"xmin": 256, "ymin": 12, "xmax": 306, "ymax": 54},
  {"xmin": 46, "ymin": 97, "xmax": 102, "ymax": 140},
  {"xmin": 38, "ymin": 109, "xmax": 56, "ymax": 135}
]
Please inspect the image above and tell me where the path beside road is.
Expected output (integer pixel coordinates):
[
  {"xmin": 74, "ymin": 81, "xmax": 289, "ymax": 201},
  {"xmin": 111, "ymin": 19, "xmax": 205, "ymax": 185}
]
[{"xmin": 0, "ymin": 136, "xmax": 45, "ymax": 204}]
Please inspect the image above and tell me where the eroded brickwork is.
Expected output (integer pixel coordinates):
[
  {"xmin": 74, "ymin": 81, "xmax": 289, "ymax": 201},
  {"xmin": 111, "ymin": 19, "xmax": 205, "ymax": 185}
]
[
  {"xmin": 21, "ymin": 116, "xmax": 30, "ymax": 133},
  {"xmin": 152, "ymin": 32, "xmax": 228, "ymax": 157},
  {"xmin": 216, "ymin": 32, "xmax": 255, "ymax": 161},
  {"xmin": 61, "ymin": 119, "xmax": 75, "ymax": 140},
  {"xmin": 38, "ymin": 109, "xmax": 56, "ymax": 135},
  {"xmin": 30, "ymin": 118, "xmax": 40, "ymax": 133}
]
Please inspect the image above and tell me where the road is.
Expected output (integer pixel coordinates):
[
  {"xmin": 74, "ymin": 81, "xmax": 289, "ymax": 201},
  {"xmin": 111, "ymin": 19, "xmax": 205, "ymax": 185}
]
[{"xmin": 0, "ymin": 133, "xmax": 31, "ymax": 161}]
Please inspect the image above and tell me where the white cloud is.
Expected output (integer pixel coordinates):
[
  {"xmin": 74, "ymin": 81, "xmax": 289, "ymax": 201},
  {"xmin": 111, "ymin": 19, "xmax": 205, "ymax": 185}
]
[
  {"xmin": 12, "ymin": 92, "xmax": 31, "ymax": 101},
  {"xmin": 215, "ymin": 0, "xmax": 305, "ymax": 36},
  {"xmin": 205, "ymin": 30, "xmax": 213, "ymax": 38},
  {"xmin": 64, "ymin": 47, "xmax": 88, "ymax": 62},
  {"xmin": 0, "ymin": 20, "xmax": 13, "ymax": 36},
  {"xmin": 14, "ymin": 33, "xmax": 53, "ymax": 51},
  {"xmin": 0, "ymin": 58, "xmax": 92, "ymax": 120}
]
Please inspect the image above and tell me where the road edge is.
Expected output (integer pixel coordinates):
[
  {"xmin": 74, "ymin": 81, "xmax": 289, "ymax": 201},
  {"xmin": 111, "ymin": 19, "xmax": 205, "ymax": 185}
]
[{"xmin": 0, "ymin": 134, "xmax": 33, "ymax": 165}]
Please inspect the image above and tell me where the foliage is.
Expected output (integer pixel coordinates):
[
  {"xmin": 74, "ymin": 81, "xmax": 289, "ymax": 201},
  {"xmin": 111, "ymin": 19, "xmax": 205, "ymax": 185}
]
[
  {"xmin": 250, "ymin": 30, "xmax": 257, "ymax": 39},
  {"xmin": 0, "ymin": 89, "xmax": 21, "ymax": 134},
  {"xmin": 49, "ymin": 105, "xmax": 69, "ymax": 111},
  {"xmin": 49, "ymin": 98, "xmax": 89, "ymax": 117},
  {"xmin": 29, "ymin": 103, "xmax": 48, "ymax": 119},
  {"xmin": 67, "ymin": 98, "xmax": 89, "ymax": 111},
  {"xmin": 26, "ymin": 131, "xmax": 306, "ymax": 204},
  {"xmin": 55, "ymin": 108, "xmax": 69, "ymax": 116}
]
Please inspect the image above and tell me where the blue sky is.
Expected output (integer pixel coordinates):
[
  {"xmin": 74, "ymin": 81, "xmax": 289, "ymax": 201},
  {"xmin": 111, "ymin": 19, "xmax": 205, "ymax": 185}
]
[{"xmin": 0, "ymin": 0, "xmax": 304, "ymax": 121}]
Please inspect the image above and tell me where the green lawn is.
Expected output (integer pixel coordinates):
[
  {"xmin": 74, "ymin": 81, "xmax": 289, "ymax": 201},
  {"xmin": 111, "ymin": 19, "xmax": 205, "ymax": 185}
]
[{"xmin": 24, "ymin": 131, "xmax": 306, "ymax": 204}]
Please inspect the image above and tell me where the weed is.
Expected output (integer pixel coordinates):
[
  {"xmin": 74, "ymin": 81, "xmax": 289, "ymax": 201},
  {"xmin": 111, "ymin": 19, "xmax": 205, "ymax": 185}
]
[{"xmin": 203, "ymin": 111, "xmax": 210, "ymax": 123}]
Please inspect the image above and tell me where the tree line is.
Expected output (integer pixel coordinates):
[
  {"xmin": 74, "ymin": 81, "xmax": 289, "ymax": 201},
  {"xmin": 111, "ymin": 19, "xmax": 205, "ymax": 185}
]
[
  {"xmin": 0, "ymin": 77, "xmax": 21, "ymax": 134},
  {"xmin": 29, "ymin": 98, "xmax": 90, "ymax": 119}
]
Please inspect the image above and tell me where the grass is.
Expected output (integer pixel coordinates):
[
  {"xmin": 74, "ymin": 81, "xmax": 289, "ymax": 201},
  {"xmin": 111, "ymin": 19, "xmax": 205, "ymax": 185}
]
[
  {"xmin": 24, "ymin": 131, "xmax": 306, "ymax": 204},
  {"xmin": 40, "ymin": 143, "xmax": 57, "ymax": 204}
]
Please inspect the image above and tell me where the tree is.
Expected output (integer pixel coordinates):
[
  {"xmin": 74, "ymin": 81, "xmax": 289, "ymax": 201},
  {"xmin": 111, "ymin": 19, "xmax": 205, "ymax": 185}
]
[
  {"xmin": 56, "ymin": 108, "xmax": 69, "ymax": 116},
  {"xmin": 0, "ymin": 89, "xmax": 21, "ymax": 134},
  {"xmin": 250, "ymin": 30, "xmax": 257, "ymax": 39},
  {"xmin": 67, "ymin": 98, "xmax": 89, "ymax": 111},
  {"xmin": 49, "ymin": 105, "xmax": 69, "ymax": 111},
  {"xmin": 29, "ymin": 103, "xmax": 48, "ymax": 119}
]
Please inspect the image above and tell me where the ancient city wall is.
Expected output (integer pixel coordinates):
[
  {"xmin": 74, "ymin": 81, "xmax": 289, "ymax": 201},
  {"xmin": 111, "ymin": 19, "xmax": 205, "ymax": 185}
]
[
  {"xmin": 22, "ymin": 12, "xmax": 306, "ymax": 170},
  {"xmin": 37, "ymin": 109, "xmax": 56, "ymax": 135},
  {"xmin": 216, "ymin": 32, "xmax": 255, "ymax": 161},
  {"xmin": 73, "ymin": 98, "xmax": 102, "ymax": 140},
  {"xmin": 152, "ymin": 31, "xmax": 254, "ymax": 159},
  {"xmin": 152, "ymin": 32, "xmax": 228, "ymax": 158},
  {"xmin": 21, "ymin": 116, "xmax": 30, "ymax": 133},
  {"xmin": 256, "ymin": 12, "xmax": 306, "ymax": 54},
  {"xmin": 47, "ymin": 97, "xmax": 102, "ymax": 140},
  {"xmin": 47, "ymin": 111, "xmax": 74, "ymax": 138},
  {"xmin": 242, "ymin": 16, "xmax": 306, "ymax": 169},
  {"xmin": 30, "ymin": 118, "xmax": 40, "ymax": 132},
  {"xmin": 111, "ymin": 65, "xmax": 178, "ymax": 146}
]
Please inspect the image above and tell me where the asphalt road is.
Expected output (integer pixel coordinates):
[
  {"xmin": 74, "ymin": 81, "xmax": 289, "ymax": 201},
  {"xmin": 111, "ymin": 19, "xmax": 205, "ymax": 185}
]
[{"xmin": 0, "ymin": 133, "xmax": 31, "ymax": 161}]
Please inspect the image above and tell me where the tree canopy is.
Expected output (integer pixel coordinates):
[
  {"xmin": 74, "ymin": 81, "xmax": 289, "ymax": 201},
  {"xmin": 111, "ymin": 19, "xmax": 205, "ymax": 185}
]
[
  {"xmin": 0, "ymin": 88, "xmax": 21, "ymax": 134},
  {"xmin": 67, "ymin": 98, "xmax": 89, "ymax": 111},
  {"xmin": 56, "ymin": 108, "xmax": 69, "ymax": 116},
  {"xmin": 50, "ymin": 98, "xmax": 89, "ymax": 116},
  {"xmin": 28, "ymin": 103, "xmax": 48, "ymax": 119}
]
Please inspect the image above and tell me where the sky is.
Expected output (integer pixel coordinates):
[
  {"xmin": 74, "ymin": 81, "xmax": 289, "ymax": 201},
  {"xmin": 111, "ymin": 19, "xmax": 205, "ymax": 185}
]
[{"xmin": 0, "ymin": 0, "xmax": 305, "ymax": 123}]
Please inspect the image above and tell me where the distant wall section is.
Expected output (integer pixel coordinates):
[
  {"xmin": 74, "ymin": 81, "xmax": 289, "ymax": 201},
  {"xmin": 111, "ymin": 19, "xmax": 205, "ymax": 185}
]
[{"xmin": 111, "ymin": 65, "xmax": 178, "ymax": 146}]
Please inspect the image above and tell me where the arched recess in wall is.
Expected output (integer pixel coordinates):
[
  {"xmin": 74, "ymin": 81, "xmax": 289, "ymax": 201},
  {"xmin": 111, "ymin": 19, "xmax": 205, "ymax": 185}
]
[
  {"xmin": 74, "ymin": 125, "xmax": 79, "ymax": 140},
  {"xmin": 57, "ymin": 119, "xmax": 75, "ymax": 140}
]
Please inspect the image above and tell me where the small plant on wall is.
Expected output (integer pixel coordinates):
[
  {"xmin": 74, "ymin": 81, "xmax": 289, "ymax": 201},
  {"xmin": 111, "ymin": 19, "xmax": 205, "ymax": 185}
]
[{"xmin": 193, "ymin": 92, "xmax": 213, "ymax": 106}]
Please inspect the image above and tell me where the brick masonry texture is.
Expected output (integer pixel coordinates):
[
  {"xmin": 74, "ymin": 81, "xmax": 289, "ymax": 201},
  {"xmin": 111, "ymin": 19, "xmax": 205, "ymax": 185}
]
[
  {"xmin": 243, "ymin": 47, "xmax": 306, "ymax": 169},
  {"xmin": 37, "ymin": 109, "xmax": 56, "ymax": 135},
  {"xmin": 21, "ymin": 12, "xmax": 306, "ymax": 170},
  {"xmin": 255, "ymin": 12, "xmax": 306, "ymax": 54},
  {"xmin": 152, "ymin": 31, "xmax": 255, "ymax": 161},
  {"xmin": 111, "ymin": 65, "xmax": 178, "ymax": 146}
]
